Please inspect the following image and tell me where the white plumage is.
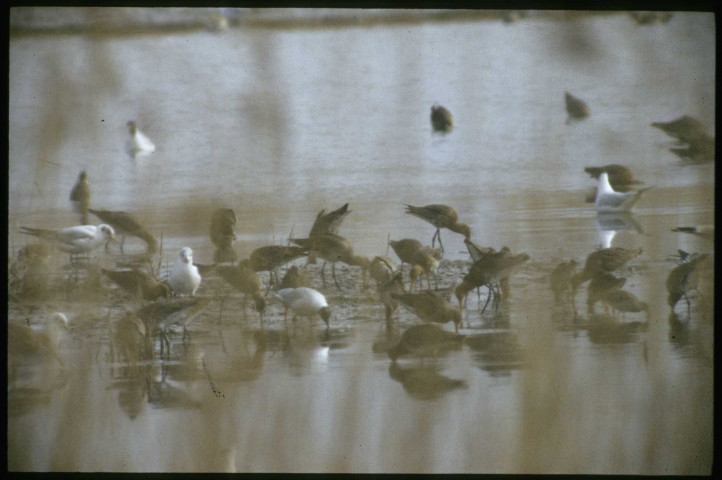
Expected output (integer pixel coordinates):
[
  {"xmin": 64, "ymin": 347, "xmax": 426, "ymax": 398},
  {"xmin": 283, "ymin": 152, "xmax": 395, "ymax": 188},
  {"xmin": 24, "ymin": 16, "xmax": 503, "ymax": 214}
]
[
  {"xmin": 595, "ymin": 173, "xmax": 650, "ymax": 212},
  {"xmin": 275, "ymin": 287, "xmax": 331, "ymax": 327},
  {"xmin": 20, "ymin": 224, "xmax": 116, "ymax": 254},
  {"xmin": 169, "ymin": 247, "xmax": 201, "ymax": 296},
  {"xmin": 126, "ymin": 121, "xmax": 155, "ymax": 158}
]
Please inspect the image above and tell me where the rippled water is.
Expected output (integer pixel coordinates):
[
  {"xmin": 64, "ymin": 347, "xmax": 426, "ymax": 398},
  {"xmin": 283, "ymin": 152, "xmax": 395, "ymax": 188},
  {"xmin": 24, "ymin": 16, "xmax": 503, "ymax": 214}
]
[{"xmin": 8, "ymin": 9, "xmax": 714, "ymax": 473}]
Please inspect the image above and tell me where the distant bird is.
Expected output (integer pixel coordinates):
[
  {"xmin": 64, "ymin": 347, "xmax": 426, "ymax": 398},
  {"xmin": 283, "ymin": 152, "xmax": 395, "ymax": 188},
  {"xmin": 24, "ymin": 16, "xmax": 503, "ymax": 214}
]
[
  {"xmin": 671, "ymin": 225, "xmax": 714, "ymax": 242},
  {"xmin": 387, "ymin": 324, "xmax": 465, "ymax": 360},
  {"xmin": 69, "ymin": 170, "xmax": 91, "ymax": 224},
  {"xmin": 20, "ymin": 224, "xmax": 117, "ymax": 255},
  {"xmin": 598, "ymin": 289, "xmax": 648, "ymax": 318},
  {"xmin": 88, "ymin": 209, "xmax": 157, "ymax": 254},
  {"xmin": 565, "ymin": 91, "xmax": 590, "ymax": 123},
  {"xmin": 651, "ymin": 115, "xmax": 707, "ymax": 143},
  {"xmin": 275, "ymin": 287, "xmax": 331, "ymax": 328},
  {"xmin": 391, "ymin": 290, "xmax": 462, "ymax": 333},
  {"xmin": 595, "ymin": 173, "xmax": 651, "ymax": 212},
  {"xmin": 550, "ymin": 259, "xmax": 578, "ymax": 304},
  {"xmin": 169, "ymin": 247, "xmax": 202, "ymax": 296},
  {"xmin": 389, "ymin": 238, "xmax": 424, "ymax": 269},
  {"xmin": 248, "ymin": 245, "xmax": 307, "ymax": 288},
  {"xmin": 584, "ymin": 164, "xmax": 644, "ymax": 197},
  {"xmin": 101, "ymin": 267, "xmax": 171, "ymax": 302},
  {"xmin": 293, "ymin": 233, "xmax": 369, "ymax": 290},
  {"xmin": 137, "ymin": 296, "xmax": 213, "ymax": 356},
  {"xmin": 369, "ymin": 256, "xmax": 398, "ymax": 287},
  {"xmin": 430, "ymin": 103, "xmax": 454, "ymax": 132},
  {"xmin": 408, "ymin": 246, "xmax": 443, "ymax": 291},
  {"xmin": 404, "ymin": 204, "xmax": 471, "ymax": 252},
  {"xmin": 126, "ymin": 120, "xmax": 155, "ymax": 158},
  {"xmin": 586, "ymin": 272, "xmax": 627, "ymax": 313},
  {"xmin": 217, "ymin": 260, "xmax": 266, "ymax": 321},
  {"xmin": 668, "ymin": 136, "xmax": 715, "ymax": 163},
  {"xmin": 8, "ymin": 312, "xmax": 70, "ymax": 366},
  {"xmin": 209, "ymin": 208, "xmax": 237, "ymax": 264},
  {"xmin": 378, "ymin": 272, "xmax": 407, "ymax": 324},
  {"xmin": 571, "ymin": 247, "xmax": 642, "ymax": 293},
  {"xmin": 279, "ymin": 265, "xmax": 312, "ymax": 289},
  {"xmin": 666, "ymin": 253, "xmax": 709, "ymax": 314}
]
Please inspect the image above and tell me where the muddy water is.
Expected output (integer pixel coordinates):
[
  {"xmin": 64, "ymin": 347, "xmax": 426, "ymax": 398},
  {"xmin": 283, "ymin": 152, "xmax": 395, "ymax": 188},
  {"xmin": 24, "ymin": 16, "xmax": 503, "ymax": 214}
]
[{"xmin": 8, "ymin": 9, "xmax": 714, "ymax": 473}]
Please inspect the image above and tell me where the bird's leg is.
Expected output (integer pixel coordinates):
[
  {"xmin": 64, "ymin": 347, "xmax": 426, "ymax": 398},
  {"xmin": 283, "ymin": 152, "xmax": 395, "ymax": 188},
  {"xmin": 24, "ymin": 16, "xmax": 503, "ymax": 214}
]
[
  {"xmin": 437, "ymin": 230, "xmax": 445, "ymax": 253},
  {"xmin": 120, "ymin": 235, "xmax": 126, "ymax": 255},
  {"xmin": 480, "ymin": 287, "xmax": 492, "ymax": 315},
  {"xmin": 332, "ymin": 262, "xmax": 341, "ymax": 290},
  {"xmin": 321, "ymin": 261, "xmax": 328, "ymax": 288}
]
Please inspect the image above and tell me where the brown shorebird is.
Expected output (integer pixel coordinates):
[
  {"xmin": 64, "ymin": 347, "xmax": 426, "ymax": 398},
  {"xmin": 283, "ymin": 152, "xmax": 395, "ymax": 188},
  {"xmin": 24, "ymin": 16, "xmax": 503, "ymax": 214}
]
[
  {"xmin": 666, "ymin": 253, "xmax": 709, "ymax": 315},
  {"xmin": 571, "ymin": 247, "xmax": 642, "ymax": 294},
  {"xmin": 279, "ymin": 265, "xmax": 312, "ymax": 289},
  {"xmin": 294, "ymin": 233, "xmax": 369, "ymax": 290},
  {"xmin": 137, "ymin": 296, "xmax": 213, "ymax": 356},
  {"xmin": 377, "ymin": 271, "xmax": 407, "ymax": 324},
  {"xmin": 389, "ymin": 238, "xmax": 424, "ymax": 269},
  {"xmin": 455, "ymin": 247, "xmax": 529, "ymax": 316},
  {"xmin": 387, "ymin": 324, "xmax": 465, "ymax": 360},
  {"xmin": 209, "ymin": 208, "xmax": 237, "ymax": 264},
  {"xmin": 651, "ymin": 115, "xmax": 707, "ymax": 143},
  {"xmin": 550, "ymin": 259, "xmax": 578, "ymax": 304},
  {"xmin": 430, "ymin": 103, "xmax": 454, "ymax": 132},
  {"xmin": 565, "ymin": 91, "xmax": 590, "ymax": 123},
  {"xmin": 89, "ymin": 209, "xmax": 157, "ymax": 254},
  {"xmin": 598, "ymin": 289, "xmax": 648, "ymax": 318},
  {"xmin": 409, "ymin": 246, "xmax": 443, "ymax": 291},
  {"xmin": 391, "ymin": 290, "xmax": 462, "ymax": 333},
  {"xmin": 217, "ymin": 260, "xmax": 266, "ymax": 322},
  {"xmin": 8, "ymin": 313, "xmax": 70, "ymax": 366},
  {"xmin": 671, "ymin": 226, "xmax": 714, "ymax": 242},
  {"xmin": 101, "ymin": 267, "xmax": 171, "ymax": 302},
  {"xmin": 308, "ymin": 203, "xmax": 351, "ymax": 238},
  {"xmin": 370, "ymin": 256, "xmax": 398, "ymax": 287},
  {"xmin": 69, "ymin": 170, "xmax": 91, "ymax": 225},
  {"xmin": 248, "ymin": 245, "xmax": 307, "ymax": 288},
  {"xmin": 586, "ymin": 272, "xmax": 626, "ymax": 313},
  {"xmin": 464, "ymin": 238, "xmax": 495, "ymax": 263},
  {"xmin": 403, "ymin": 204, "xmax": 471, "ymax": 252}
]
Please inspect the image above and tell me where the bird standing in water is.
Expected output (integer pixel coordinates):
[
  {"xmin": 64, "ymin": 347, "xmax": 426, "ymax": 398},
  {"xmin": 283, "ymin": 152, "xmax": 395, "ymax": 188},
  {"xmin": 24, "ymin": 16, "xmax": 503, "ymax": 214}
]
[
  {"xmin": 169, "ymin": 247, "xmax": 202, "ymax": 296},
  {"xmin": 403, "ymin": 204, "xmax": 471, "ymax": 252}
]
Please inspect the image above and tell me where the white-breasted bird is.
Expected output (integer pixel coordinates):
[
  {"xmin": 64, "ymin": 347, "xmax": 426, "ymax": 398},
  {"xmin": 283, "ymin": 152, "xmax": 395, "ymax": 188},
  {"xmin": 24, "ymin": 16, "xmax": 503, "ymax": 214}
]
[
  {"xmin": 595, "ymin": 173, "xmax": 651, "ymax": 212},
  {"xmin": 169, "ymin": 247, "xmax": 202, "ymax": 296},
  {"xmin": 275, "ymin": 287, "xmax": 331, "ymax": 328},
  {"xmin": 20, "ymin": 224, "xmax": 117, "ymax": 254},
  {"xmin": 126, "ymin": 120, "xmax": 155, "ymax": 158}
]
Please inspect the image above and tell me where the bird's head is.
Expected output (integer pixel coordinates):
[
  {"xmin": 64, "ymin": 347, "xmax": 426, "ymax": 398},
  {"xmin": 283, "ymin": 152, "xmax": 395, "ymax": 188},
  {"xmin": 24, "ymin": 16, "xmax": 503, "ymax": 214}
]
[{"xmin": 180, "ymin": 247, "xmax": 194, "ymax": 264}]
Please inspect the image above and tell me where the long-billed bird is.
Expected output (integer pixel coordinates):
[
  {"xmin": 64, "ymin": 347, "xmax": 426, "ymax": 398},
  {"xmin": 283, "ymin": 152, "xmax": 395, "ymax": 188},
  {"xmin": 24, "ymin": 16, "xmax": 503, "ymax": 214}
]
[
  {"xmin": 217, "ymin": 260, "xmax": 266, "ymax": 322},
  {"xmin": 403, "ymin": 204, "xmax": 471, "ymax": 252},
  {"xmin": 89, "ymin": 209, "xmax": 157, "ymax": 254},
  {"xmin": 391, "ymin": 290, "xmax": 462, "ymax": 333}
]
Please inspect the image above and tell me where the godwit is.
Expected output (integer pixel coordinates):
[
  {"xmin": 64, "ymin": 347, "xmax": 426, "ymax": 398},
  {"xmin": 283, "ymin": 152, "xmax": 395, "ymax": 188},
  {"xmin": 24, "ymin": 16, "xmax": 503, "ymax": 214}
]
[
  {"xmin": 209, "ymin": 208, "xmax": 237, "ymax": 264},
  {"xmin": 408, "ymin": 246, "xmax": 443, "ymax": 291},
  {"xmin": 651, "ymin": 115, "xmax": 707, "ymax": 143},
  {"xmin": 391, "ymin": 290, "xmax": 462, "ymax": 333},
  {"xmin": 137, "ymin": 296, "xmax": 213, "ymax": 357},
  {"xmin": 69, "ymin": 170, "xmax": 91, "ymax": 224},
  {"xmin": 88, "ymin": 209, "xmax": 158, "ymax": 254},
  {"xmin": 403, "ymin": 204, "xmax": 471, "ymax": 252},
  {"xmin": 666, "ymin": 253, "xmax": 710, "ymax": 315},
  {"xmin": 248, "ymin": 245, "xmax": 307, "ymax": 288},
  {"xmin": 101, "ymin": 267, "xmax": 171, "ymax": 302},
  {"xmin": 217, "ymin": 260, "xmax": 266, "ymax": 321},
  {"xmin": 550, "ymin": 259, "xmax": 578, "ymax": 304},
  {"xmin": 294, "ymin": 233, "xmax": 369, "ymax": 290},
  {"xmin": 571, "ymin": 247, "xmax": 642, "ymax": 293}
]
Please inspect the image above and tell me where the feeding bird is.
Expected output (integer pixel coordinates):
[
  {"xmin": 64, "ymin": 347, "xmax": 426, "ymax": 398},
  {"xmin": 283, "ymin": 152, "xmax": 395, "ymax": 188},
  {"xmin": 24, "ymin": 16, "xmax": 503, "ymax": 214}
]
[
  {"xmin": 275, "ymin": 287, "xmax": 331, "ymax": 328},
  {"xmin": 101, "ymin": 267, "xmax": 171, "ymax": 302},
  {"xmin": 403, "ymin": 204, "xmax": 471, "ymax": 252},
  {"xmin": 209, "ymin": 208, "xmax": 237, "ymax": 264},
  {"xmin": 216, "ymin": 260, "xmax": 266, "ymax": 322},
  {"xmin": 391, "ymin": 290, "xmax": 462, "ymax": 333},
  {"xmin": 89, "ymin": 209, "xmax": 158, "ymax": 254}
]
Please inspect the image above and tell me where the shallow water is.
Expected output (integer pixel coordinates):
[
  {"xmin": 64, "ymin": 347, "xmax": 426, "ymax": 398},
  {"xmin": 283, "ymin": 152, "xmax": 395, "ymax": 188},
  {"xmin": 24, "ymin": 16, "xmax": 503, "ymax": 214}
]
[{"xmin": 7, "ymin": 8, "xmax": 715, "ymax": 474}]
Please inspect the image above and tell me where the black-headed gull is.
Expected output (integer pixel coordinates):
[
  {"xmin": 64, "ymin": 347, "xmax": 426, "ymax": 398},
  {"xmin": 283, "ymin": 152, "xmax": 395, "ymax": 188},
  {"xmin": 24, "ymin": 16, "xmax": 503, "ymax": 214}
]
[
  {"xmin": 595, "ymin": 173, "xmax": 651, "ymax": 212},
  {"xmin": 403, "ymin": 204, "xmax": 471, "ymax": 252},
  {"xmin": 126, "ymin": 120, "xmax": 155, "ymax": 158},
  {"xmin": 275, "ymin": 287, "xmax": 331, "ymax": 327},
  {"xmin": 20, "ymin": 224, "xmax": 117, "ymax": 254},
  {"xmin": 430, "ymin": 103, "xmax": 454, "ymax": 132},
  {"xmin": 169, "ymin": 247, "xmax": 202, "ymax": 296}
]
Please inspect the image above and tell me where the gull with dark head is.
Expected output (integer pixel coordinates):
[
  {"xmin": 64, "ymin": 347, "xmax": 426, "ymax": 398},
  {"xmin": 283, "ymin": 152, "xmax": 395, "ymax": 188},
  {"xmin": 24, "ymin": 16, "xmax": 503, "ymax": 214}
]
[{"xmin": 275, "ymin": 287, "xmax": 331, "ymax": 328}]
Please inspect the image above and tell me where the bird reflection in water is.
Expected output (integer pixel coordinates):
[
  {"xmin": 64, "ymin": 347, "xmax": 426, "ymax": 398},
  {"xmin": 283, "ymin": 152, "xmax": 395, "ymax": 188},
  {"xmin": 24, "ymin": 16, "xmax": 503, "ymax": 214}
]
[
  {"xmin": 585, "ymin": 313, "xmax": 648, "ymax": 345},
  {"xmin": 595, "ymin": 211, "xmax": 644, "ymax": 249},
  {"xmin": 388, "ymin": 362, "xmax": 466, "ymax": 400},
  {"xmin": 464, "ymin": 330, "xmax": 526, "ymax": 375}
]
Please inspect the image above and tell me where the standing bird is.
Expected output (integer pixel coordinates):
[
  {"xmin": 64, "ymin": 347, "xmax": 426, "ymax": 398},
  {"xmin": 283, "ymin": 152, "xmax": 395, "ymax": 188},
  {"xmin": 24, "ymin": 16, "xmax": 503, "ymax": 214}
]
[
  {"xmin": 308, "ymin": 203, "xmax": 351, "ymax": 238},
  {"xmin": 464, "ymin": 238, "xmax": 495, "ymax": 263},
  {"xmin": 389, "ymin": 238, "xmax": 424, "ymax": 270},
  {"xmin": 666, "ymin": 253, "xmax": 709, "ymax": 315},
  {"xmin": 550, "ymin": 259, "xmax": 578, "ymax": 305},
  {"xmin": 89, "ymin": 209, "xmax": 158, "ymax": 254},
  {"xmin": 101, "ymin": 267, "xmax": 171, "ymax": 302},
  {"xmin": 651, "ymin": 115, "xmax": 707, "ymax": 143},
  {"xmin": 565, "ymin": 91, "xmax": 590, "ymax": 123},
  {"xmin": 584, "ymin": 164, "xmax": 644, "ymax": 202},
  {"xmin": 378, "ymin": 272, "xmax": 407, "ymax": 324},
  {"xmin": 668, "ymin": 136, "xmax": 715, "ymax": 163},
  {"xmin": 408, "ymin": 246, "xmax": 443, "ymax": 291},
  {"xmin": 69, "ymin": 170, "xmax": 91, "ymax": 225},
  {"xmin": 248, "ymin": 245, "xmax": 307, "ymax": 289},
  {"xmin": 20, "ymin": 224, "xmax": 117, "ymax": 256},
  {"xmin": 216, "ymin": 260, "xmax": 266, "ymax": 322},
  {"xmin": 293, "ymin": 233, "xmax": 369, "ymax": 290},
  {"xmin": 387, "ymin": 324, "xmax": 465, "ymax": 360},
  {"xmin": 369, "ymin": 256, "xmax": 398, "ymax": 287},
  {"xmin": 275, "ymin": 287, "xmax": 331, "ymax": 328},
  {"xmin": 430, "ymin": 103, "xmax": 454, "ymax": 132},
  {"xmin": 571, "ymin": 247, "xmax": 643, "ymax": 294},
  {"xmin": 391, "ymin": 290, "xmax": 462, "ymax": 333},
  {"xmin": 209, "ymin": 208, "xmax": 237, "ymax": 264},
  {"xmin": 586, "ymin": 272, "xmax": 626, "ymax": 313},
  {"xmin": 169, "ymin": 247, "xmax": 202, "ymax": 296},
  {"xmin": 137, "ymin": 296, "xmax": 213, "ymax": 356},
  {"xmin": 595, "ymin": 173, "xmax": 651, "ymax": 212},
  {"xmin": 598, "ymin": 289, "xmax": 648, "ymax": 319},
  {"xmin": 403, "ymin": 204, "xmax": 471, "ymax": 252},
  {"xmin": 126, "ymin": 120, "xmax": 155, "ymax": 158}
]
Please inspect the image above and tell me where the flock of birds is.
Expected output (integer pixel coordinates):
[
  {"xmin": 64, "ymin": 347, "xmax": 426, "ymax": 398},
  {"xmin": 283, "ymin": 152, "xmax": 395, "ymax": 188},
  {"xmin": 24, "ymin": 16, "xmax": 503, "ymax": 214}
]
[{"xmin": 8, "ymin": 96, "xmax": 714, "ymax": 369}]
